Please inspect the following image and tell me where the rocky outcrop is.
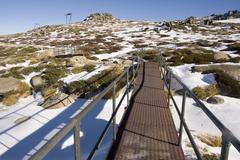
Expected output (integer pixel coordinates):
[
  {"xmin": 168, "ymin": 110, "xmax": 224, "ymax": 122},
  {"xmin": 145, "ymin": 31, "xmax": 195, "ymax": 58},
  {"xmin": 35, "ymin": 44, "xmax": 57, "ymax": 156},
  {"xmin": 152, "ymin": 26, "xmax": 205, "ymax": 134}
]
[
  {"xmin": 0, "ymin": 77, "xmax": 21, "ymax": 95},
  {"xmin": 212, "ymin": 10, "xmax": 240, "ymax": 20},
  {"xmin": 204, "ymin": 19, "xmax": 213, "ymax": 25},
  {"xmin": 192, "ymin": 64, "xmax": 240, "ymax": 81},
  {"xmin": 207, "ymin": 96, "xmax": 224, "ymax": 104},
  {"xmin": 84, "ymin": 13, "xmax": 116, "ymax": 22},
  {"xmin": 185, "ymin": 16, "xmax": 197, "ymax": 24}
]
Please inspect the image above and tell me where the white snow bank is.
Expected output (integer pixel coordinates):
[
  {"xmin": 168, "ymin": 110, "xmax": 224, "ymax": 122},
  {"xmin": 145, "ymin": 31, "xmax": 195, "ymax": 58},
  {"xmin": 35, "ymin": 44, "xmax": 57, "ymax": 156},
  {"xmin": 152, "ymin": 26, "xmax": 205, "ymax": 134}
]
[
  {"xmin": 170, "ymin": 64, "xmax": 216, "ymax": 90},
  {"xmin": 0, "ymin": 60, "xmax": 30, "ymax": 71},
  {"xmin": 61, "ymin": 65, "xmax": 110, "ymax": 84},
  {"xmin": 215, "ymin": 18, "xmax": 240, "ymax": 24},
  {"xmin": 93, "ymin": 44, "xmax": 134, "ymax": 60}
]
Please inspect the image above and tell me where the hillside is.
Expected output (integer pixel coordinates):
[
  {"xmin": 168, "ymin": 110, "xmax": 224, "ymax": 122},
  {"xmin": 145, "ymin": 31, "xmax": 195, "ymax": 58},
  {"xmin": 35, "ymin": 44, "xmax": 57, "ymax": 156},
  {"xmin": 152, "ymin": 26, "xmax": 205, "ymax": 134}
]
[{"xmin": 0, "ymin": 11, "xmax": 240, "ymax": 159}]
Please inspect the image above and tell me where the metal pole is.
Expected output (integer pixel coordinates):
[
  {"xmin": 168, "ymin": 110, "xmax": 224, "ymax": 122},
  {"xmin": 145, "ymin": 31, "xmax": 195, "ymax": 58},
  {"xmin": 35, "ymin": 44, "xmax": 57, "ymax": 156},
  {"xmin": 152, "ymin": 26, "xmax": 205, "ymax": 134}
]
[
  {"xmin": 127, "ymin": 69, "xmax": 130, "ymax": 107},
  {"xmin": 164, "ymin": 62, "xmax": 167, "ymax": 80},
  {"xmin": 167, "ymin": 72, "xmax": 172, "ymax": 107},
  {"xmin": 112, "ymin": 83, "xmax": 117, "ymax": 140},
  {"xmin": 74, "ymin": 121, "xmax": 81, "ymax": 160},
  {"xmin": 178, "ymin": 88, "xmax": 186, "ymax": 145},
  {"xmin": 220, "ymin": 135, "xmax": 230, "ymax": 160},
  {"xmin": 159, "ymin": 56, "xmax": 163, "ymax": 79},
  {"xmin": 132, "ymin": 57, "xmax": 134, "ymax": 78}
]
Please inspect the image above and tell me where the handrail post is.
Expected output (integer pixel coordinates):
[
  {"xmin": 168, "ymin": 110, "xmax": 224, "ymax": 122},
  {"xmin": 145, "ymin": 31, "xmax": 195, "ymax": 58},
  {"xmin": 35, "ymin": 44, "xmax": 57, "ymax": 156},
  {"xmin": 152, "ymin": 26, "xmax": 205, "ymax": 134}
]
[
  {"xmin": 178, "ymin": 88, "xmax": 186, "ymax": 145},
  {"xmin": 167, "ymin": 71, "xmax": 172, "ymax": 107},
  {"xmin": 220, "ymin": 134, "xmax": 230, "ymax": 160},
  {"xmin": 132, "ymin": 57, "xmax": 135, "ymax": 78},
  {"xmin": 112, "ymin": 82, "xmax": 117, "ymax": 140},
  {"xmin": 127, "ymin": 69, "xmax": 130, "ymax": 107},
  {"xmin": 74, "ymin": 120, "xmax": 81, "ymax": 160},
  {"xmin": 159, "ymin": 57, "xmax": 163, "ymax": 79},
  {"xmin": 164, "ymin": 62, "xmax": 167, "ymax": 80}
]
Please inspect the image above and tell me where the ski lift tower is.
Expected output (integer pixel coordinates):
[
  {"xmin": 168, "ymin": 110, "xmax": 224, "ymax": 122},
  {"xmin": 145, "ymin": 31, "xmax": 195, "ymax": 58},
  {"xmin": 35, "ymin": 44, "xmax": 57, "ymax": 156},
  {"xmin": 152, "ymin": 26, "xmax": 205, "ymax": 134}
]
[{"xmin": 65, "ymin": 13, "xmax": 72, "ymax": 24}]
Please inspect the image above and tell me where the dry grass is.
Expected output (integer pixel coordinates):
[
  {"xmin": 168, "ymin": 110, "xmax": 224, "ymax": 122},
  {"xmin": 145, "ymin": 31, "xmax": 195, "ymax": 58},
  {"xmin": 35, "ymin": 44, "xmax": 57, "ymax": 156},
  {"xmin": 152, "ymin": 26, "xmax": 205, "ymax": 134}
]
[
  {"xmin": 202, "ymin": 154, "xmax": 219, "ymax": 160},
  {"xmin": 197, "ymin": 134, "xmax": 222, "ymax": 147},
  {"xmin": 3, "ymin": 93, "xmax": 19, "ymax": 106},
  {"xmin": 17, "ymin": 82, "xmax": 31, "ymax": 97},
  {"xmin": 41, "ymin": 87, "xmax": 56, "ymax": 98},
  {"xmin": 206, "ymin": 84, "xmax": 218, "ymax": 97}
]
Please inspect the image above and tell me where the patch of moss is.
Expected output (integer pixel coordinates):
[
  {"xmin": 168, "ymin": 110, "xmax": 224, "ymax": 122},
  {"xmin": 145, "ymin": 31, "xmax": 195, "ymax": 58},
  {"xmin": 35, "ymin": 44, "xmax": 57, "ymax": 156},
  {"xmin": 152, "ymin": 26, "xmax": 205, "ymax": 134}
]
[
  {"xmin": 21, "ymin": 46, "xmax": 38, "ymax": 54},
  {"xmin": 83, "ymin": 64, "xmax": 96, "ymax": 72},
  {"xmin": 71, "ymin": 67, "xmax": 83, "ymax": 74},
  {"xmin": 43, "ymin": 66, "xmax": 66, "ymax": 85}
]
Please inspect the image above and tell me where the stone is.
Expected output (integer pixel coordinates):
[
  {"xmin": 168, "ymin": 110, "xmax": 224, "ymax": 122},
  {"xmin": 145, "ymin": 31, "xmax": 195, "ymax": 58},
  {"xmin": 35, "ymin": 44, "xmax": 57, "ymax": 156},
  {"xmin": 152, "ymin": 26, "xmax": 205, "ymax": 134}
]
[
  {"xmin": 197, "ymin": 40, "xmax": 215, "ymax": 47},
  {"xmin": 214, "ymin": 52, "xmax": 230, "ymax": 60},
  {"xmin": 207, "ymin": 96, "xmax": 224, "ymax": 104},
  {"xmin": 0, "ymin": 77, "xmax": 21, "ymax": 95},
  {"xmin": 30, "ymin": 75, "xmax": 44, "ymax": 89},
  {"xmin": 122, "ymin": 60, "xmax": 132, "ymax": 66},
  {"xmin": 41, "ymin": 93, "xmax": 75, "ymax": 109},
  {"xmin": 69, "ymin": 56, "xmax": 91, "ymax": 67}
]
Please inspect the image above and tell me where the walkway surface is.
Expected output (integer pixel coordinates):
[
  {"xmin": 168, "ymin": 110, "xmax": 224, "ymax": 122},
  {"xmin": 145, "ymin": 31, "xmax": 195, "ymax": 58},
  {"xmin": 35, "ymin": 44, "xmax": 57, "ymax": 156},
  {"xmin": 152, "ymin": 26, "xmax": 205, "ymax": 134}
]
[{"xmin": 107, "ymin": 62, "xmax": 185, "ymax": 160}]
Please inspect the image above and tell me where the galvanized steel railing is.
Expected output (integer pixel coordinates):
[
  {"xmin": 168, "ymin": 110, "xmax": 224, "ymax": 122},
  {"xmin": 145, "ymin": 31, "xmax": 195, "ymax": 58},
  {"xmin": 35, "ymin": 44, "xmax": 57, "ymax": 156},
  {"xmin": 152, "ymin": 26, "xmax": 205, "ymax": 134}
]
[
  {"xmin": 29, "ymin": 56, "xmax": 140, "ymax": 160},
  {"xmin": 159, "ymin": 53, "xmax": 240, "ymax": 160}
]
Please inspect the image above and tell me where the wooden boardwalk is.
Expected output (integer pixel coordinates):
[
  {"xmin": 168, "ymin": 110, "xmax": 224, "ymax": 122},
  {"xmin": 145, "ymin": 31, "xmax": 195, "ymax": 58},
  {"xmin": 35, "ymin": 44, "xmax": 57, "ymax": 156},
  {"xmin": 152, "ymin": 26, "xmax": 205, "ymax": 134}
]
[{"xmin": 106, "ymin": 62, "xmax": 185, "ymax": 160}]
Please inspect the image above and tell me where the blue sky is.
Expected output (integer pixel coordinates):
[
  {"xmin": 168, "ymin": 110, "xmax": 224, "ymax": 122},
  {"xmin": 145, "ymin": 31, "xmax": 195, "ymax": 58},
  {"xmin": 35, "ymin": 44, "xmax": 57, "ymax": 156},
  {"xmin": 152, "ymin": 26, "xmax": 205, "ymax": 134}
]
[{"xmin": 0, "ymin": 0, "xmax": 240, "ymax": 35}]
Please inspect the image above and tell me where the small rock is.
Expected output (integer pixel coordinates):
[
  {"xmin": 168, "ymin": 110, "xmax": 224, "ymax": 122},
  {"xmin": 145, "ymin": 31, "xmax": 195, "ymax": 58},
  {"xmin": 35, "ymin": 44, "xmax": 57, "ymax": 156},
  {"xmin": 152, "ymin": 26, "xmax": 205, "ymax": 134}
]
[
  {"xmin": 207, "ymin": 96, "xmax": 224, "ymax": 104},
  {"xmin": 214, "ymin": 52, "xmax": 230, "ymax": 60},
  {"xmin": 197, "ymin": 40, "xmax": 215, "ymax": 47},
  {"xmin": 30, "ymin": 75, "xmax": 44, "ymax": 89}
]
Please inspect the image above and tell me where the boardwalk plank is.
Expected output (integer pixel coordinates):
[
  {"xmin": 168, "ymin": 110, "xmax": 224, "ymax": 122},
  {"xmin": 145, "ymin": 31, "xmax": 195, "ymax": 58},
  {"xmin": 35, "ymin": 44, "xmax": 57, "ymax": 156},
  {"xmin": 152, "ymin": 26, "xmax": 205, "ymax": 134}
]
[{"xmin": 106, "ymin": 62, "xmax": 185, "ymax": 160}]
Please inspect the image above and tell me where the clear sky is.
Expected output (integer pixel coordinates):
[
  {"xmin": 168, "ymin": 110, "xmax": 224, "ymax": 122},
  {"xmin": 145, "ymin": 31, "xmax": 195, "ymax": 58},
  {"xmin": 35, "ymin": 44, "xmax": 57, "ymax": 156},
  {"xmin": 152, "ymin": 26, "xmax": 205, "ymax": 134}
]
[{"xmin": 0, "ymin": 0, "xmax": 240, "ymax": 35}]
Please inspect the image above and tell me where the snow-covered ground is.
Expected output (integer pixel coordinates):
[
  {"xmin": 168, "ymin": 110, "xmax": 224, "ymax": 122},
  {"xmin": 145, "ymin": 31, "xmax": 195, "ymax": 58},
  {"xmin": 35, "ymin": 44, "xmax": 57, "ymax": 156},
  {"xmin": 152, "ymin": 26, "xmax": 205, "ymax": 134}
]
[
  {"xmin": 170, "ymin": 64, "xmax": 240, "ymax": 159},
  {"xmin": 0, "ymin": 87, "xmax": 131, "ymax": 160},
  {"xmin": 215, "ymin": 18, "xmax": 240, "ymax": 24},
  {"xmin": 61, "ymin": 65, "xmax": 110, "ymax": 84}
]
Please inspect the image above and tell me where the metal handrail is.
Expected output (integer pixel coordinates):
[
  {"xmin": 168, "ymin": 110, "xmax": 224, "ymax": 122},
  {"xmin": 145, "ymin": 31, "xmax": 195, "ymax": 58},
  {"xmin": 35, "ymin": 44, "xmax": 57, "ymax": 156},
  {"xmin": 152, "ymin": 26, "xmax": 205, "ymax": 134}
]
[
  {"xmin": 29, "ymin": 56, "xmax": 140, "ymax": 160},
  {"xmin": 159, "ymin": 53, "xmax": 240, "ymax": 160}
]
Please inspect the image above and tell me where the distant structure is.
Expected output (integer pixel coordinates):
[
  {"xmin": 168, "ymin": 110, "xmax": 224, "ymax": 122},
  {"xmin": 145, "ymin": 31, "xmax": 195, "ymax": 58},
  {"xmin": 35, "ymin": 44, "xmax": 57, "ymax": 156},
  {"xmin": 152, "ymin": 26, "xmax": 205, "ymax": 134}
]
[
  {"xmin": 54, "ymin": 45, "xmax": 77, "ymax": 57},
  {"xmin": 65, "ymin": 13, "xmax": 72, "ymax": 24}
]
